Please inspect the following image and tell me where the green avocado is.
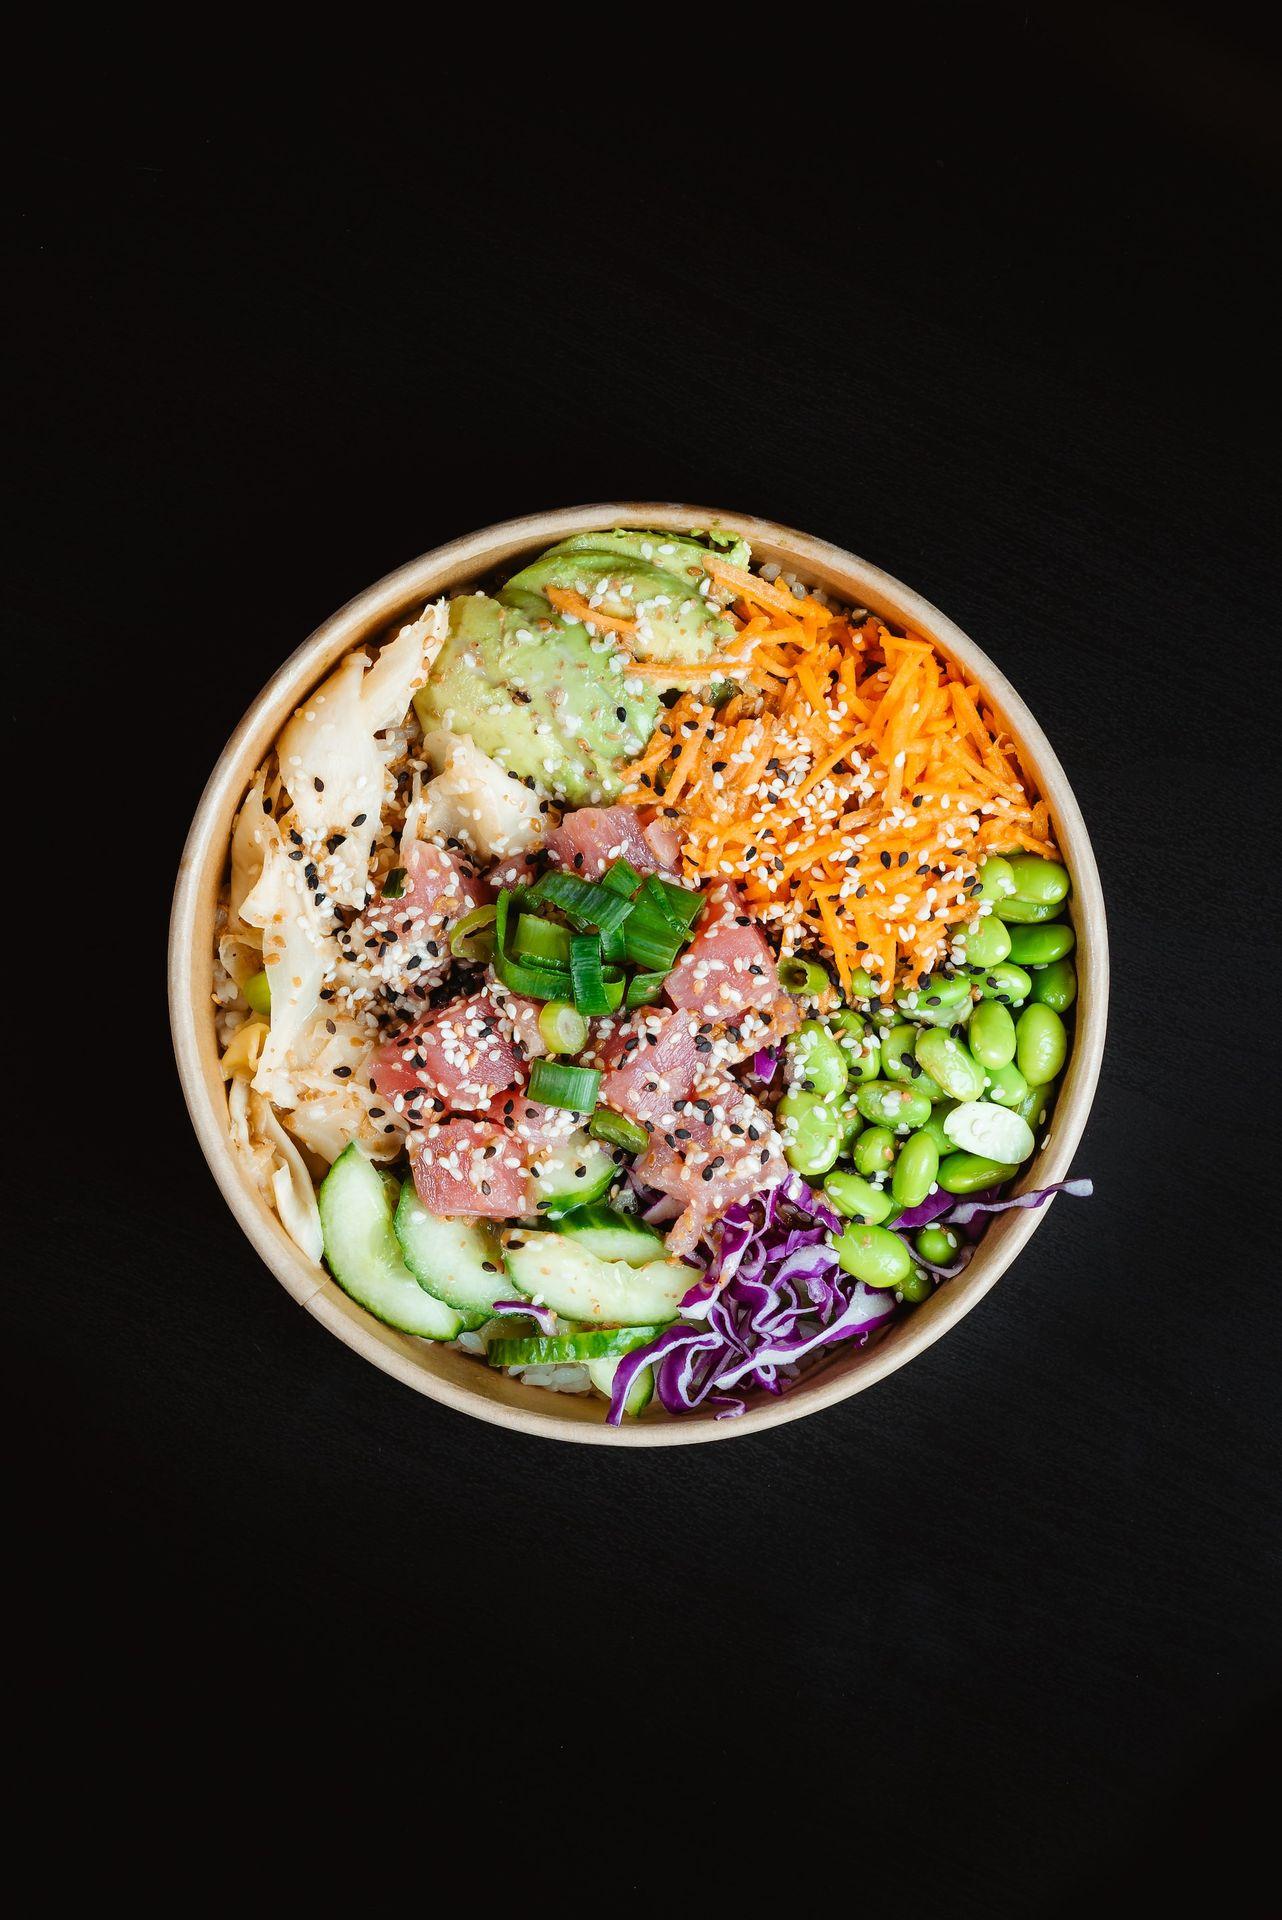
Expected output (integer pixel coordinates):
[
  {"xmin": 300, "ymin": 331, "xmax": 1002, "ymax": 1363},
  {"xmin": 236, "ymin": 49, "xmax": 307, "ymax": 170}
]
[
  {"xmin": 499, "ymin": 549, "xmax": 736, "ymax": 666},
  {"xmin": 544, "ymin": 526, "xmax": 752, "ymax": 574},
  {"xmin": 412, "ymin": 593, "xmax": 660, "ymax": 806}
]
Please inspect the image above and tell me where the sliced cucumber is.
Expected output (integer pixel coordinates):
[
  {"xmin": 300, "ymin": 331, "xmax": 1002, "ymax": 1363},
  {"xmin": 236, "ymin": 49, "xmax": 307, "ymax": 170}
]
[
  {"xmin": 529, "ymin": 1130, "xmax": 618, "ymax": 1216},
  {"xmin": 318, "ymin": 1145, "xmax": 463, "ymax": 1340},
  {"xmin": 503, "ymin": 1231, "xmax": 690, "ymax": 1325},
  {"xmin": 587, "ymin": 1354, "xmax": 655, "ymax": 1417},
  {"xmin": 392, "ymin": 1188, "xmax": 509, "ymax": 1326},
  {"xmin": 554, "ymin": 1202, "xmax": 664, "ymax": 1266},
  {"xmin": 486, "ymin": 1326, "xmax": 666, "ymax": 1367}
]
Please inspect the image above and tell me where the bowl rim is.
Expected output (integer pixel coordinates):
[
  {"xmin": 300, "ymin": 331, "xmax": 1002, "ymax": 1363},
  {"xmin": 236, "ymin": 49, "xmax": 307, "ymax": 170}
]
[{"xmin": 169, "ymin": 503, "xmax": 1109, "ymax": 1445}]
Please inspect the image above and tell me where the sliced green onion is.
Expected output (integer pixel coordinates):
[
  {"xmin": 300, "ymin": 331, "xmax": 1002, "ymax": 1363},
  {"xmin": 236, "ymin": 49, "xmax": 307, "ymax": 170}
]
[
  {"xmin": 600, "ymin": 918, "xmax": 628, "ymax": 965},
  {"xmin": 528, "ymin": 870, "xmax": 636, "ymax": 935},
  {"xmin": 528, "ymin": 1058, "xmax": 602, "ymax": 1114},
  {"xmin": 570, "ymin": 933, "xmax": 625, "ymax": 1015},
  {"xmin": 449, "ymin": 904, "xmax": 498, "ymax": 964},
  {"xmin": 622, "ymin": 903, "xmax": 685, "ymax": 972},
  {"xmin": 641, "ymin": 874, "xmax": 705, "ymax": 931},
  {"xmin": 244, "ymin": 969, "xmax": 271, "ymax": 1015},
  {"xmin": 538, "ymin": 1000, "xmax": 589, "ymax": 1055},
  {"xmin": 625, "ymin": 970, "xmax": 668, "ymax": 1008},
  {"xmin": 779, "ymin": 955, "xmax": 831, "ymax": 996},
  {"xmin": 382, "ymin": 867, "xmax": 407, "ymax": 899},
  {"xmin": 516, "ymin": 914, "xmax": 573, "ymax": 966},
  {"xmin": 588, "ymin": 1108, "xmax": 651, "ymax": 1153},
  {"xmin": 602, "ymin": 858, "xmax": 643, "ymax": 898},
  {"xmin": 492, "ymin": 890, "xmax": 573, "ymax": 1001}
]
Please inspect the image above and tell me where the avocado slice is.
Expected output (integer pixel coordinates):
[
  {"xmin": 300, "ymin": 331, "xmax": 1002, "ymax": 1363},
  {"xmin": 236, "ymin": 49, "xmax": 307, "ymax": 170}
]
[
  {"xmin": 545, "ymin": 526, "xmax": 752, "ymax": 575},
  {"xmin": 499, "ymin": 550, "xmax": 736, "ymax": 667},
  {"xmin": 412, "ymin": 593, "xmax": 660, "ymax": 807}
]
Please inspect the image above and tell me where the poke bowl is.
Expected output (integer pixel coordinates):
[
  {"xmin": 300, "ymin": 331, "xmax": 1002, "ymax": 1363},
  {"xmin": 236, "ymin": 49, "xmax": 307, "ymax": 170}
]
[{"xmin": 169, "ymin": 505, "xmax": 1107, "ymax": 1445}]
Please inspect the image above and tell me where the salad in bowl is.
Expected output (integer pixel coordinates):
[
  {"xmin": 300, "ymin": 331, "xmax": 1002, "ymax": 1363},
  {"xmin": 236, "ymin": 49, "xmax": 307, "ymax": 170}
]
[{"xmin": 196, "ymin": 515, "xmax": 1098, "ymax": 1430}]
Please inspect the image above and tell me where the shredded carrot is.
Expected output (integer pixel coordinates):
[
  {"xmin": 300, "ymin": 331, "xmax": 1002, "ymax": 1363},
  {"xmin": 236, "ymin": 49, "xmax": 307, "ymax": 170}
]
[
  {"xmin": 543, "ymin": 586, "xmax": 637, "ymax": 637},
  {"xmin": 620, "ymin": 562, "xmax": 1057, "ymax": 998}
]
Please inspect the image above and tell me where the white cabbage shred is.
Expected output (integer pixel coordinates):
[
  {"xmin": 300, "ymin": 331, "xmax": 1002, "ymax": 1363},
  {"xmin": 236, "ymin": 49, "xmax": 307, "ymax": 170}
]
[{"xmin": 418, "ymin": 728, "xmax": 546, "ymax": 863}]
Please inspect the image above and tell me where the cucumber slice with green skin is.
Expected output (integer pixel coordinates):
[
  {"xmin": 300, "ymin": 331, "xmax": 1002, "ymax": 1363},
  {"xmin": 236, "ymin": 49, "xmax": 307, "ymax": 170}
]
[
  {"xmin": 318, "ymin": 1145, "xmax": 463, "ymax": 1341},
  {"xmin": 486, "ymin": 1325, "xmax": 666, "ymax": 1367},
  {"xmin": 554, "ymin": 1203, "xmax": 664, "ymax": 1266},
  {"xmin": 586, "ymin": 1354, "xmax": 655, "ymax": 1416},
  {"xmin": 503, "ymin": 1231, "xmax": 692, "ymax": 1325},
  {"xmin": 392, "ymin": 1188, "xmax": 509, "ymax": 1326},
  {"xmin": 529, "ymin": 1131, "xmax": 618, "ymax": 1216}
]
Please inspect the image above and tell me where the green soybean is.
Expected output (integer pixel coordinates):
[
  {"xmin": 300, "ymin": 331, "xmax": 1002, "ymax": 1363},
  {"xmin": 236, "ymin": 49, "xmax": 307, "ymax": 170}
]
[
  {"xmin": 975, "ymin": 855, "xmax": 1017, "ymax": 903},
  {"xmin": 1014, "ymin": 1081, "xmax": 1055, "ymax": 1129},
  {"xmin": 892, "ymin": 1131, "xmax": 939, "ymax": 1209},
  {"xmin": 1015, "ymin": 1003, "xmax": 1067, "ymax": 1086},
  {"xmin": 915, "ymin": 1102, "xmax": 959, "ymax": 1152},
  {"xmin": 897, "ymin": 973, "xmax": 972, "ymax": 1027},
  {"xmin": 915, "ymin": 1224, "xmax": 961, "ymax": 1266},
  {"xmin": 915, "ymin": 1029, "xmax": 986, "ymax": 1101},
  {"xmin": 961, "ymin": 914, "xmax": 1012, "ymax": 969},
  {"xmin": 832, "ymin": 1011, "xmax": 882, "ymax": 1084},
  {"xmin": 845, "ymin": 967, "xmax": 880, "ymax": 1000},
  {"xmin": 244, "ymin": 969, "xmax": 271, "ymax": 1015},
  {"xmin": 824, "ymin": 1169, "xmax": 894, "ymax": 1224},
  {"xmin": 1031, "ymin": 956, "xmax": 1077, "ymax": 1012},
  {"xmin": 984, "ymin": 1061, "xmax": 1029, "ymax": 1108},
  {"xmin": 834, "ymin": 1221, "xmax": 912, "ymax": 1290},
  {"xmin": 1005, "ymin": 921, "xmax": 1075, "ymax": 965},
  {"xmin": 997, "ymin": 896, "xmax": 1064, "ymax": 924},
  {"xmin": 1006, "ymin": 854, "xmax": 1069, "ymax": 906},
  {"xmin": 856, "ymin": 1080, "xmax": 933, "ymax": 1131},
  {"xmin": 968, "ymin": 999, "xmax": 1017, "ymax": 1070},
  {"xmin": 835, "ymin": 1095, "xmax": 864, "ymax": 1155},
  {"xmin": 775, "ymin": 1091, "xmax": 843, "ymax": 1179},
  {"xmin": 967, "ymin": 961, "xmax": 1033, "ymax": 1006},
  {"xmin": 937, "ymin": 1152, "xmax": 1020, "ymax": 1195},
  {"xmin": 900, "ymin": 1267, "xmax": 934, "ymax": 1304},
  {"xmin": 786, "ymin": 1020, "xmax": 848, "ymax": 1097},
  {"xmin": 882, "ymin": 1024, "xmax": 944, "ymax": 1097},
  {"xmin": 853, "ymin": 1127, "xmax": 897, "ymax": 1176}
]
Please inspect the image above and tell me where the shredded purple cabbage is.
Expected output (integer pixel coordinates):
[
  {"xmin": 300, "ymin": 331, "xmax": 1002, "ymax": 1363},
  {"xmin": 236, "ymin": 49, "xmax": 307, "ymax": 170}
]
[
  {"xmin": 606, "ymin": 1172, "xmax": 1095, "ymax": 1426},
  {"xmin": 489, "ymin": 1299, "xmax": 559, "ymax": 1333},
  {"xmin": 752, "ymin": 1047, "xmax": 780, "ymax": 1084}
]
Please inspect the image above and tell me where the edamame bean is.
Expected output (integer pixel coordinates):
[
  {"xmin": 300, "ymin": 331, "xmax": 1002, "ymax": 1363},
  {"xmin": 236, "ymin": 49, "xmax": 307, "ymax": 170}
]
[
  {"xmin": 892, "ymin": 1130, "xmax": 940, "ymax": 1208},
  {"xmin": 855, "ymin": 1080, "xmax": 934, "ymax": 1131},
  {"xmin": 915, "ymin": 1224, "xmax": 961, "ymax": 1266},
  {"xmin": 1031, "ymin": 956, "xmax": 1077, "ymax": 1012},
  {"xmin": 937, "ymin": 1152, "xmax": 1020, "ymax": 1195},
  {"xmin": 775, "ymin": 1091, "xmax": 843, "ymax": 1179},
  {"xmin": 916, "ymin": 1102, "xmax": 959, "ymax": 1152},
  {"xmin": 831, "ymin": 1010, "xmax": 882, "ymax": 1084},
  {"xmin": 845, "ymin": 967, "xmax": 879, "ymax": 1000},
  {"xmin": 968, "ymin": 999, "xmax": 1017, "ymax": 1070},
  {"xmin": 853, "ymin": 1126, "xmax": 896, "ymax": 1175},
  {"xmin": 834, "ymin": 1221, "xmax": 912, "ymax": 1289},
  {"xmin": 997, "ymin": 896, "xmax": 1064, "ymax": 924},
  {"xmin": 961, "ymin": 914, "xmax": 1012, "ymax": 969},
  {"xmin": 1005, "ymin": 854, "xmax": 1070, "ymax": 906},
  {"xmin": 900, "ymin": 1267, "xmax": 934, "ymax": 1304},
  {"xmin": 1005, "ymin": 921, "xmax": 1075, "ymax": 965},
  {"xmin": 897, "ymin": 973, "xmax": 973, "ymax": 1028},
  {"xmin": 824, "ymin": 1169, "xmax": 894, "ymax": 1224},
  {"xmin": 1015, "ymin": 1003, "xmax": 1066, "ymax": 1086},
  {"xmin": 1014, "ymin": 1081, "xmax": 1054, "ymax": 1129},
  {"xmin": 835, "ymin": 1095, "xmax": 864, "ymax": 1155},
  {"xmin": 915, "ymin": 1029, "xmax": 986, "ymax": 1101},
  {"xmin": 882, "ymin": 1024, "xmax": 945, "ymax": 1097},
  {"xmin": 786, "ymin": 1020, "xmax": 848, "ymax": 1097},
  {"xmin": 984, "ymin": 1061, "xmax": 1029, "ymax": 1107},
  {"xmin": 975, "ymin": 855, "xmax": 1017, "ymax": 903},
  {"xmin": 967, "ymin": 961, "xmax": 1033, "ymax": 1006}
]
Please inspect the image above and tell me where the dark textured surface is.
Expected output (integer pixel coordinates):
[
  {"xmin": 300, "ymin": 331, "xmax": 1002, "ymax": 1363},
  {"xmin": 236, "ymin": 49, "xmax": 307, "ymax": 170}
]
[{"xmin": 12, "ymin": 15, "xmax": 1278, "ymax": 1909}]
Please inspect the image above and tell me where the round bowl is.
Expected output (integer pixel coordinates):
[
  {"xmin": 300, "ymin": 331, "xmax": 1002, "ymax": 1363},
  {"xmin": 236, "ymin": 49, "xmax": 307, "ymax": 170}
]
[{"xmin": 169, "ymin": 505, "xmax": 1108, "ymax": 1445}]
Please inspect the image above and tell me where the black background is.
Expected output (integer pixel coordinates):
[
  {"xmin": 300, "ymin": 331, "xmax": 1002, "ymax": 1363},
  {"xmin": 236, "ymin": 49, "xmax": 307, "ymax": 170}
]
[{"xmin": 11, "ymin": 8, "xmax": 1279, "ymax": 1910}]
